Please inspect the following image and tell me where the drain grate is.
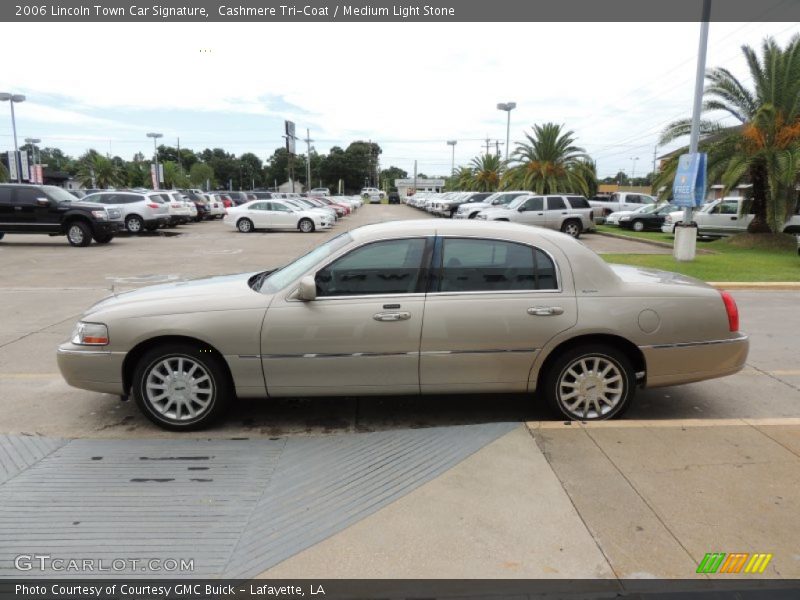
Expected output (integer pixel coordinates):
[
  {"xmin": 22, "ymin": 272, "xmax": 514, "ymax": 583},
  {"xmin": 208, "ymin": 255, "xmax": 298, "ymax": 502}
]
[{"xmin": 0, "ymin": 424, "xmax": 516, "ymax": 578}]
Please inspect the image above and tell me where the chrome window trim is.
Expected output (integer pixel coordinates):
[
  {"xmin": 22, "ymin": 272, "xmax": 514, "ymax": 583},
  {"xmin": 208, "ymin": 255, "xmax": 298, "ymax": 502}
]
[{"xmin": 639, "ymin": 335, "xmax": 748, "ymax": 350}]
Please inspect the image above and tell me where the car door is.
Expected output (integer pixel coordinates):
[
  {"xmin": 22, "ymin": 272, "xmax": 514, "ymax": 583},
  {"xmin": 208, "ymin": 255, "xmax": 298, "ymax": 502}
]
[
  {"xmin": 514, "ymin": 196, "xmax": 546, "ymax": 226},
  {"xmin": 698, "ymin": 200, "xmax": 738, "ymax": 235},
  {"xmin": 419, "ymin": 236, "xmax": 577, "ymax": 393},
  {"xmin": 0, "ymin": 186, "xmax": 15, "ymax": 229},
  {"xmin": 245, "ymin": 202, "xmax": 271, "ymax": 228},
  {"xmin": 267, "ymin": 201, "xmax": 297, "ymax": 229},
  {"xmin": 13, "ymin": 187, "xmax": 60, "ymax": 232},
  {"xmin": 545, "ymin": 196, "xmax": 569, "ymax": 229},
  {"xmin": 260, "ymin": 237, "xmax": 432, "ymax": 396}
]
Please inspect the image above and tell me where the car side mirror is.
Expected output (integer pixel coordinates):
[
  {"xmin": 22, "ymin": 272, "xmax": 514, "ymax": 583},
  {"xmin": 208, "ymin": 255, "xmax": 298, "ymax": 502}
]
[
  {"xmin": 297, "ymin": 276, "xmax": 317, "ymax": 301},
  {"xmin": 517, "ymin": 207, "xmax": 525, "ymax": 212},
  {"xmin": 37, "ymin": 197, "xmax": 50, "ymax": 206}
]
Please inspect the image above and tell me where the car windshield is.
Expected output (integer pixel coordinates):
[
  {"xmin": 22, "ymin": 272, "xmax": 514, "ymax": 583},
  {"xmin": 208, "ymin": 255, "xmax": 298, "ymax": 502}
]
[
  {"xmin": 46, "ymin": 186, "xmax": 79, "ymax": 203},
  {"xmin": 507, "ymin": 197, "xmax": 528, "ymax": 209},
  {"xmin": 260, "ymin": 232, "xmax": 353, "ymax": 293}
]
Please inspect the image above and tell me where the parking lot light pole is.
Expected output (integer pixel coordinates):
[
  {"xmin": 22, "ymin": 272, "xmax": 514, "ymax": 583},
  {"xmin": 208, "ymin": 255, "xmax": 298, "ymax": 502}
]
[
  {"xmin": 1, "ymin": 93, "xmax": 26, "ymax": 182},
  {"xmin": 496, "ymin": 102, "xmax": 516, "ymax": 162},
  {"xmin": 447, "ymin": 140, "xmax": 457, "ymax": 176},
  {"xmin": 25, "ymin": 137, "xmax": 41, "ymax": 183},
  {"xmin": 630, "ymin": 157, "xmax": 639, "ymax": 183},
  {"xmin": 146, "ymin": 132, "xmax": 163, "ymax": 190}
]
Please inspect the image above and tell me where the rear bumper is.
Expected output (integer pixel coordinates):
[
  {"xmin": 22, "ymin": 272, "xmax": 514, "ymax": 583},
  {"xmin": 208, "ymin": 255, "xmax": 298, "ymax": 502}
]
[{"xmin": 641, "ymin": 334, "xmax": 749, "ymax": 388}]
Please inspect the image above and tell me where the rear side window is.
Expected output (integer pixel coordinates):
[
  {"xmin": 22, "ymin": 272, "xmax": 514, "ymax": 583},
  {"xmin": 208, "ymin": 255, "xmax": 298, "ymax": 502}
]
[
  {"xmin": 13, "ymin": 188, "xmax": 41, "ymax": 205},
  {"xmin": 566, "ymin": 196, "xmax": 590, "ymax": 209},
  {"xmin": 546, "ymin": 197, "xmax": 567, "ymax": 210},
  {"xmin": 316, "ymin": 238, "xmax": 427, "ymax": 297},
  {"xmin": 0, "ymin": 188, "xmax": 12, "ymax": 203},
  {"xmin": 438, "ymin": 238, "xmax": 557, "ymax": 292}
]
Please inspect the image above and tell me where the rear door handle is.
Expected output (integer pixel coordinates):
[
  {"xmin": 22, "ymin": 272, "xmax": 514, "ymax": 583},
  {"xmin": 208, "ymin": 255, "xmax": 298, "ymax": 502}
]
[
  {"xmin": 373, "ymin": 311, "xmax": 411, "ymax": 322},
  {"xmin": 14, "ymin": 206, "xmax": 22, "ymax": 210},
  {"xmin": 528, "ymin": 306, "xmax": 564, "ymax": 316}
]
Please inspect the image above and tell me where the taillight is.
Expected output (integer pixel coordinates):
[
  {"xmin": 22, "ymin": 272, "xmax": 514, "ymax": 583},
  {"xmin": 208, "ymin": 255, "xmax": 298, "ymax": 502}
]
[
  {"xmin": 147, "ymin": 203, "xmax": 159, "ymax": 208},
  {"xmin": 719, "ymin": 290, "xmax": 739, "ymax": 332}
]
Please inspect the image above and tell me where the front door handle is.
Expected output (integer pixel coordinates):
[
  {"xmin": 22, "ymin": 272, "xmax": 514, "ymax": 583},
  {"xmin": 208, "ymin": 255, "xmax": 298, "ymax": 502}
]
[
  {"xmin": 14, "ymin": 206, "xmax": 22, "ymax": 211},
  {"xmin": 373, "ymin": 311, "xmax": 411, "ymax": 322},
  {"xmin": 527, "ymin": 306, "xmax": 564, "ymax": 316}
]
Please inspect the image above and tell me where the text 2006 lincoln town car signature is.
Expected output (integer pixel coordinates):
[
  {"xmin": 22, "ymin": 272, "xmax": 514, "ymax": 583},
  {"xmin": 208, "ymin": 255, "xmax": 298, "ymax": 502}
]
[{"xmin": 57, "ymin": 220, "xmax": 748, "ymax": 430}]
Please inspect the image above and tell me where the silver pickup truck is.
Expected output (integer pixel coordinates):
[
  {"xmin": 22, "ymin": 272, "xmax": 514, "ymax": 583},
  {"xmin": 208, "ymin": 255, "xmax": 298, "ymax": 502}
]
[{"xmin": 589, "ymin": 192, "xmax": 657, "ymax": 219}]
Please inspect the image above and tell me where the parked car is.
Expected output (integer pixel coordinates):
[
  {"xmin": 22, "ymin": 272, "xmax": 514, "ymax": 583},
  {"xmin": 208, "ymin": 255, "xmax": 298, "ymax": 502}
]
[
  {"xmin": 160, "ymin": 191, "xmax": 193, "ymax": 226},
  {"xmin": 618, "ymin": 203, "xmax": 677, "ymax": 232},
  {"xmin": 361, "ymin": 187, "xmax": 385, "ymax": 203},
  {"xmin": 57, "ymin": 219, "xmax": 748, "ymax": 430},
  {"xmin": 476, "ymin": 194, "xmax": 595, "ymax": 238},
  {"xmin": 178, "ymin": 190, "xmax": 210, "ymax": 221},
  {"xmin": 589, "ymin": 192, "xmax": 657, "ymax": 218},
  {"xmin": 453, "ymin": 191, "xmax": 531, "ymax": 219},
  {"xmin": 309, "ymin": 187, "xmax": 330, "ymax": 196},
  {"xmin": 83, "ymin": 191, "xmax": 171, "ymax": 233},
  {"xmin": 661, "ymin": 197, "xmax": 800, "ymax": 236},
  {"xmin": 223, "ymin": 199, "xmax": 333, "ymax": 233},
  {"xmin": 290, "ymin": 197, "xmax": 338, "ymax": 221},
  {"xmin": 604, "ymin": 204, "xmax": 653, "ymax": 226},
  {"xmin": 0, "ymin": 184, "xmax": 122, "ymax": 247},
  {"xmin": 204, "ymin": 194, "xmax": 226, "ymax": 218},
  {"xmin": 388, "ymin": 190, "xmax": 401, "ymax": 204},
  {"xmin": 226, "ymin": 191, "xmax": 251, "ymax": 206}
]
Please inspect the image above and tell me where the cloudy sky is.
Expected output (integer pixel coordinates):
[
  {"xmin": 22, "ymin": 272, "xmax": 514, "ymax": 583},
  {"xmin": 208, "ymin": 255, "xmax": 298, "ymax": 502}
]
[{"xmin": 0, "ymin": 20, "xmax": 797, "ymax": 179}]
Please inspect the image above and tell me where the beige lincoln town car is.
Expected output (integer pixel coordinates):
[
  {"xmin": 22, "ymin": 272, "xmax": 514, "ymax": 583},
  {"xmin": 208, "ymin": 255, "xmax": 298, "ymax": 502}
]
[{"xmin": 57, "ymin": 220, "xmax": 748, "ymax": 430}]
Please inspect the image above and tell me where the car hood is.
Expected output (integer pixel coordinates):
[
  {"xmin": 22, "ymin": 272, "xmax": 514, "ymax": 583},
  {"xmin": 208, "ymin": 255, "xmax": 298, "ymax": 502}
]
[
  {"xmin": 63, "ymin": 200, "xmax": 106, "ymax": 210},
  {"xmin": 85, "ymin": 272, "xmax": 269, "ymax": 319}
]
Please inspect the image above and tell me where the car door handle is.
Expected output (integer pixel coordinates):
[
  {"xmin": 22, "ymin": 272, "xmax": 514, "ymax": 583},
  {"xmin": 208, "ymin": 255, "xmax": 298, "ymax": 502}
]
[
  {"xmin": 527, "ymin": 306, "xmax": 564, "ymax": 316},
  {"xmin": 373, "ymin": 311, "xmax": 411, "ymax": 322},
  {"xmin": 14, "ymin": 206, "xmax": 22, "ymax": 210},
  {"xmin": 731, "ymin": 216, "xmax": 737, "ymax": 220}
]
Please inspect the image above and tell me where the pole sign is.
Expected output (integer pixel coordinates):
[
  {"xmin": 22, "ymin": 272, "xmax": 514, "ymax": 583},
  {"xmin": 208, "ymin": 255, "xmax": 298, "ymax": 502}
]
[
  {"xmin": 7, "ymin": 151, "xmax": 18, "ymax": 180},
  {"xmin": 672, "ymin": 152, "xmax": 707, "ymax": 207},
  {"xmin": 150, "ymin": 163, "xmax": 158, "ymax": 189},
  {"xmin": 285, "ymin": 120, "xmax": 296, "ymax": 155},
  {"xmin": 20, "ymin": 151, "xmax": 30, "ymax": 181}
]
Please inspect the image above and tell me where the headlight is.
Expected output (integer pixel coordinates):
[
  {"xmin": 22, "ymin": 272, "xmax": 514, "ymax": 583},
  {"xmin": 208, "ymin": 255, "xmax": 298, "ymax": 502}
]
[
  {"xmin": 620, "ymin": 216, "xmax": 631, "ymax": 221},
  {"xmin": 71, "ymin": 322, "xmax": 109, "ymax": 346},
  {"xmin": 91, "ymin": 210, "xmax": 108, "ymax": 221}
]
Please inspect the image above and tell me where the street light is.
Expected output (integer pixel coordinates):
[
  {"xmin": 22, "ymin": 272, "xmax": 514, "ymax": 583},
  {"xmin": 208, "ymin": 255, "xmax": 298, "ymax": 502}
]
[
  {"xmin": 630, "ymin": 157, "xmax": 640, "ymax": 184},
  {"xmin": 446, "ymin": 140, "xmax": 457, "ymax": 175},
  {"xmin": 496, "ymin": 102, "xmax": 516, "ymax": 162},
  {"xmin": 146, "ymin": 132, "xmax": 163, "ymax": 190},
  {"xmin": 1, "ymin": 93, "xmax": 26, "ymax": 182},
  {"xmin": 25, "ymin": 137, "xmax": 41, "ymax": 183}
]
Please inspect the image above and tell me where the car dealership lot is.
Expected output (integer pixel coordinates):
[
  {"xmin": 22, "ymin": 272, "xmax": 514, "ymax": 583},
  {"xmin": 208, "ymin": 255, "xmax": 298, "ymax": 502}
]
[{"xmin": 1, "ymin": 203, "xmax": 799, "ymax": 578}]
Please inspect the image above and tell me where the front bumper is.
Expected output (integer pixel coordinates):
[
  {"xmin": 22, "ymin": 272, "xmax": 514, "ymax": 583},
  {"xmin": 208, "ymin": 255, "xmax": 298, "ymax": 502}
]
[
  {"xmin": 93, "ymin": 221, "xmax": 123, "ymax": 235},
  {"xmin": 57, "ymin": 344, "xmax": 126, "ymax": 396}
]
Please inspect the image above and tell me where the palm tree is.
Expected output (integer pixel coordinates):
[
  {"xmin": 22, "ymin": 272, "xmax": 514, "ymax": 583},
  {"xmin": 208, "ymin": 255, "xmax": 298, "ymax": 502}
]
[
  {"xmin": 503, "ymin": 123, "xmax": 595, "ymax": 195},
  {"xmin": 466, "ymin": 154, "xmax": 503, "ymax": 191},
  {"xmin": 76, "ymin": 152, "xmax": 124, "ymax": 189},
  {"xmin": 657, "ymin": 35, "xmax": 800, "ymax": 233},
  {"xmin": 0, "ymin": 161, "xmax": 8, "ymax": 183}
]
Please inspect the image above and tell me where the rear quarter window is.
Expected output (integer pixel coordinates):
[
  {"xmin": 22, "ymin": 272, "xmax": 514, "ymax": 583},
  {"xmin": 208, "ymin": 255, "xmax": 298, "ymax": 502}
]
[{"xmin": 566, "ymin": 196, "xmax": 590, "ymax": 209}]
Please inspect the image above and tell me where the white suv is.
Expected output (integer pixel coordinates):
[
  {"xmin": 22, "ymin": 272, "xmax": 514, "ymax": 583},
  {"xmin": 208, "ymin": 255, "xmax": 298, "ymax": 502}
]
[
  {"xmin": 476, "ymin": 194, "xmax": 595, "ymax": 238},
  {"xmin": 361, "ymin": 187, "xmax": 385, "ymax": 203},
  {"xmin": 84, "ymin": 191, "xmax": 171, "ymax": 233}
]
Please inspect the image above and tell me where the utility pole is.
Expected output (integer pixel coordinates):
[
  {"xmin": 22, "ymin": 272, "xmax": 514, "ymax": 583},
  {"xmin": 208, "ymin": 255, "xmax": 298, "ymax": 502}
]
[
  {"xmin": 652, "ymin": 144, "xmax": 658, "ymax": 192},
  {"xmin": 304, "ymin": 128, "xmax": 313, "ymax": 192},
  {"xmin": 674, "ymin": 0, "xmax": 711, "ymax": 262},
  {"xmin": 484, "ymin": 135, "xmax": 492, "ymax": 156},
  {"xmin": 177, "ymin": 137, "xmax": 183, "ymax": 179},
  {"xmin": 413, "ymin": 160, "xmax": 417, "ymax": 195}
]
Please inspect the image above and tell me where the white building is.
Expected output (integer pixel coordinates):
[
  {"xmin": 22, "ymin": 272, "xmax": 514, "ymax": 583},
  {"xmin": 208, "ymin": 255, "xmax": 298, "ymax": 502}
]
[{"xmin": 395, "ymin": 178, "xmax": 445, "ymax": 197}]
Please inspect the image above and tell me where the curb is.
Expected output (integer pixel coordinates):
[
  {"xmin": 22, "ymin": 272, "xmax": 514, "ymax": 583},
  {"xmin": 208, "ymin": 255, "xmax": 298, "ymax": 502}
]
[
  {"xmin": 708, "ymin": 282, "xmax": 800, "ymax": 290},
  {"xmin": 591, "ymin": 229, "xmax": 726, "ymax": 255}
]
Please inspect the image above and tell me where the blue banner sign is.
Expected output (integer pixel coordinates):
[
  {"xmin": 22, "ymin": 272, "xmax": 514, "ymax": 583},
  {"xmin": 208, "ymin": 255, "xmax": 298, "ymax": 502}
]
[{"xmin": 672, "ymin": 152, "xmax": 707, "ymax": 207}]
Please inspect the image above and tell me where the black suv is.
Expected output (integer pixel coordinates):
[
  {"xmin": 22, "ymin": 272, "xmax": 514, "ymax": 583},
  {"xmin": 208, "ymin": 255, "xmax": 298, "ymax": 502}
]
[{"xmin": 0, "ymin": 184, "xmax": 122, "ymax": 246}]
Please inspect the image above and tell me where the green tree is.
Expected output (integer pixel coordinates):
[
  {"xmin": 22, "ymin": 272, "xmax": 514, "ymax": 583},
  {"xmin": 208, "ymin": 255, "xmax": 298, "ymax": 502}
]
[
  {"xmin": 503, "ymin": 123, "xmax": 595, "ymax": 195},
  {"xmin": 656, "ymin": 35, "xmax": 800, "ymax": 233},
  {"xmin": 189, "ymin": 162, "xmax": 215, "ymax": 189},
  {"xmin": 0, "ymin": 160, "xmax": 8, "ymax": 183},
  {"xmin": 163, "ymin": 161, "xmax": 189, "ymax": 188},
  {"xmin": 466, "ymin": 154, "xmax": 503, "ymax": 191},
  {"xmin": 379, "ymin": 166, "xmax": 408, "ymax": 191},
  {"xmin": 76, "ymin": 151, "xmax": 124, "ymax": 188}
]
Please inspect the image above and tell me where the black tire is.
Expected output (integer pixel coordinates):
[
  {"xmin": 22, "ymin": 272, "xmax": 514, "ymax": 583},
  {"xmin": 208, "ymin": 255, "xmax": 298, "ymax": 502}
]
[
  {"xmin": 0, "ymin": 232, "xmax": 5, "ymax": 240},
  {"xmin": 132, "ymin": 343, "xmax": 232, "ymax": 431},
  {"xmin": 541, "ymin": 343, "xmax": 635, "ymax": 422},
  {"xmin": 145, "ymin": 223, "xmax": 159, "ymax": 232},
  {"xmin": 125, "ymin": 214, "xmax": 144, "ymax": 234},
  {"xmin": 94, "ymin": 233, "xmax": 114, "ymax": 244},
  {"xmin": 298, "ymin": 218, "xmax": 315, "ymax": 233},
  {"xmin": 561, "ymin": 219, "xmax": 582, "ymax": 238},
  {"xmin": 237, "ymin": 218, "xmax": 253, "ymax": 233},
  {"xmin": 631, "ymin": 220, "xmax": 645, "ymax": 232},
  {"xmin": 66, "ymin": 221, "xmax": 92, "ymax": 247},
  {"xmin": 468, "ymin": 212, "xmax": 478, "ymax": 219},
  {"xmin": 449, "ymin": 208, "xmax": 458, "ymax": 218}
]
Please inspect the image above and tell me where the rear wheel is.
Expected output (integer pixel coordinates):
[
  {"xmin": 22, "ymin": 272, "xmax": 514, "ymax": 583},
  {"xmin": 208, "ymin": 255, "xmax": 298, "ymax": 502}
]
[
  {"xmin": 0, "ymin": 232, "xmax": 5, "ymax": 240},
  {"xmin": 298, "ymin": 218, "xmax": 315, "ymax": 233},
  {"xmin": 132, "ymin": 343, "xmax": 232, "ymax": 431},
  {"xmin": 542, "ymin": 344, "xmax": 635, "ymax": 421},
  {"xmin": 66, "ymin": 221, "xmax": 92, "ymax": 247},
  {"xmin": 632, "ymin": 220, "xmax": 645, "ymax": 232},
  {"xmin": 561, "ymin": 220, "xmax": 582, "ymax": 238},
  {"xmin": 125, "ymin": 214, "xmax": 144, "ymax": 233},
  {"xmin": 237, "ymin": 218, "xmax": 253, "ymax": 233}
]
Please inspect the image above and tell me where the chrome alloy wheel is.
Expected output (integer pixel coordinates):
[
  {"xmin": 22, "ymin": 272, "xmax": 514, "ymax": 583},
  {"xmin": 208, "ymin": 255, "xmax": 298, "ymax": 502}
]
[
  {"xmin": 556, "ymin": 355, "xmax": 625, "ymax": 419},
  {"xmin": 67, "ymin": 224, "xmax": 86, "ymax": 245},
  {"xmin": 563, "ymin": 222, "xmax": 581, "ymax": 237},
  {"xmin": 144, "ymin": 355, "xmax": 215, "ymax": 422}
]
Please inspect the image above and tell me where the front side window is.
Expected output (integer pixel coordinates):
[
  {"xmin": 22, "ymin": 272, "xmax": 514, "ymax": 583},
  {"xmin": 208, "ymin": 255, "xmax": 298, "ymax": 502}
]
[
  {"xmin": 521, "ymin": 197, "xmax": 544, "ymax": 211},
  {"xmin": 315, "ymin": 238, "xmax": 427, "ymax": 297},
  {"xmin": 437, "ymin": 238, "xmax": 557, "ymax": 292}
]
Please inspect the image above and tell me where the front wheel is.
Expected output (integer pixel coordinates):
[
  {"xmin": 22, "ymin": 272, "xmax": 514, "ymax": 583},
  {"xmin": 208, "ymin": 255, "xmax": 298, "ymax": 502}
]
[
  {"xmin": 298, "ymin": 218, "xmax": 315, "ymax": 233},
  {"xmin": 541, "ymin": 344, "xmax": 635, "ymax": 421},
  {"xmin": 561, "ymin": 220, "xmax": 582, "ymax": 238},
  {"xmin": 237, "ymin": 218, "xmax": 253, "ymax": 233},
  {"xmin": 631, "ymin": 220, "xmax": 645, "ymax": 232},
  {"xmin": 66, "ymin": 221, "xmax": 92, "ymax": 247},
  {"xmin": 132, "ymin": 343, "xmax": 232, "ymax": 431}
]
